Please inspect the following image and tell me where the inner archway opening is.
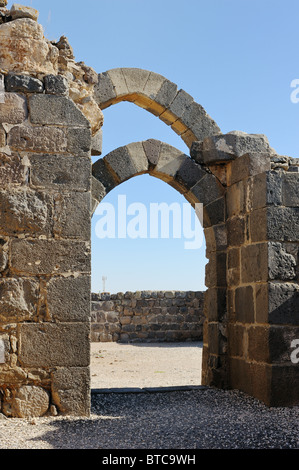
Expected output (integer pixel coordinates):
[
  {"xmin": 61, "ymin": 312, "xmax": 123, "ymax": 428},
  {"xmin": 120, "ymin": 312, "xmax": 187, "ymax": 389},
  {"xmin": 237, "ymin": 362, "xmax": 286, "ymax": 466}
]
[{"xmin": 91, "ymin": 173, "xmax": 207, "ymax": 391}]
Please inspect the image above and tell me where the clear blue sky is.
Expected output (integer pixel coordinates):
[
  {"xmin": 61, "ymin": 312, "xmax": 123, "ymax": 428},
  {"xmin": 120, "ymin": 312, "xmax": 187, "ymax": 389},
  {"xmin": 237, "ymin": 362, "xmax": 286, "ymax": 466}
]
[{"xmin": 26, "ymin": 0, "xmax": 299, "ymax": 293}]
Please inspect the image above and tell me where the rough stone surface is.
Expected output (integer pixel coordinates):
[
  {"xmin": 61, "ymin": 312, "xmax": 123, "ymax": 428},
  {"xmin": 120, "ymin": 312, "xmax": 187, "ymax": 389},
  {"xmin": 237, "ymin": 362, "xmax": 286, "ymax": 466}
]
[
  {"xmin": 192, "ymin": 132, "xmax": 274, "ymax": 164},
  {"xmin": 7, "ymin": 125, "xmax": 67, "ymax": 153},
  {"xmin": 29, "ymin": 94, "xmax": 90, "ymax": 127},
  {"xmin": 0, "ymin": 93, "xmax": 27, "ymax": 124},
  {"xmin": 10, "ymin": 4, "xmax": 39, "ymax": 21},
  {"xmin": 4, "ymin": 73, "xmax": 43, "ymax": 93},
  {"xmin": 0, "ymin": 19, "xmax": 58, "ymax": 74},
  {"xmin": 47, "ymin": 276, "xmax": 91, "ymax": 322},
  {"xmin": 3, "ymin": 386, "xmax": 49, "ymax": 418},
  {"xmin": 91, "ymin": 291, "xmax": 204, "ymax": 343},
  {"xmin": 44, "ymin": 74, "xmax": 69, "ymax": 96}
]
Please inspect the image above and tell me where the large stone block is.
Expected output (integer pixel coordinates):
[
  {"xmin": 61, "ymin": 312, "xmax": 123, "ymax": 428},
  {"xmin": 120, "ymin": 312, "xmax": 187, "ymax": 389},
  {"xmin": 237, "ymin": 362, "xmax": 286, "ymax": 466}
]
[
  {"xmin": 4, "ymin": 73, "xmax": 43, "ymax": 93},
  {"xmin": 189, "ymin": 173, "xmax": 225, "ymax": 206},
  {"xmin": 268, "ymin": 282, "xmax": 299, "ymax": 325},
  {"xmin": 44, "ymin": 74, "xmax": 69, "ymax": 96},
  {"xmin": 181, "ymin": 102, "xmax": 221, "ymax": 142},
  {"xmin": 11, "ymin": 239, "xmax": 90, "ymax": 275},
  {"xmin": 0, "ymin": 19, "xmax": 58, "ymax": 75},
  {"xmin": 282, "ymin": 173, "xmax": 299, "ymax": 207},
  {"xmin": 0, "ymin": 93, "xmax": 27, "ymax": 124},
  {"xmin": 226, "ymin": 215, "xmax": 246, "ymax": 247},
  {"xmin": 235, "ymin": 285, "xmax": 255, "ymax": 323},
  {"xmin": 92, "ymin": 158, "xmax": 118, "ymax": 193},
  {"xmin": 142, "ymin": 139, "xmax": 162, "ymax": 168},
  {"xmin": 47, "ymin": 276, "xmax": 90, "ymax": 322},
  {"xmin": 29, "ymin": 94, "xmax": 90, "ymax": 127},
  {"xmin": 10, "ymin": 4, "xmax": 39, "ymax": 21},
  {"xmin": 104, "ymin": 146, "xmax": 136, "ymax": 182},
  {"xmin": 8, "ymin": 125, "xmax": 67, "ymax": 153},
  {"xmin": 29, "ymin": 154, "xmax": 91, "ymax": 191},
  {"xmin": 53, "ymin": 191, "xmax": 91, "ymax": 240},
  {"xmin": 268, "ymin": 242, "xmax": 296, "ymax": 280},
  {"xmin": 0, "ymin": 278, "xmax": 39, "ymax": 322},
  {"xmin": 154, "ymin": 79, "xmax": 178, "ymax": 109},
  {"xmin": 126, "ymin": 141, "xmax": 149, "ymax": 174},
  {"xmin": 0, "ymin": 152, "xmax": 27, "ymax": 185},
  {"xmin": 67, "ymin": 127, "xmax": 91, "ymax": 157},
  {"xmin": 229, "ymin": 152, "xmax": 271, "ymax": 185},
  {"xmin": 241, "ymin": 243, "xmax": 268, "ymax": 283},
  {"xmin": 3, "ymin": 385, "xmax": 49, "ymax": 418},
  {"xmin": 94, "ymin": 72, "xmax": 116, "ymax": 107},
  {"xmin": 0, "ymin": 188, "xmax": 51, "ymax": 236},
  {"xmin": 175, "ymin": 157, "xmax": 206, "ymax": 190},
  {"xmin": 51, "ymin": 367, "xmax": 90, "ymax": 416},
  {"xmin": 153, "ymin": 143, "xmax": 187, "ymax": 181},
  {"xmin": 19, "ymin": 323, "xmax": 90, "ymax": 367},
  {"xmin": 267, "ymin": 207, "xmax": 299, "ymax": 242},
  {"xmin": 193, "ymin": 131, "xmax": 274, "ymax": 164},
  {"xmin": 121, "ymin": 68, "xmax": 150, "ymax": 94}
]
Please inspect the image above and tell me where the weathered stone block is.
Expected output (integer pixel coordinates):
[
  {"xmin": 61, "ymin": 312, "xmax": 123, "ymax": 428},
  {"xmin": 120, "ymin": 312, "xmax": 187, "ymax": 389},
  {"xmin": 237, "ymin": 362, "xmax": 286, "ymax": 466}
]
[
  {"xmin": 235, "ymin": 285, "xmax": 255, "ymax": 323},
  {"xmin": 51, "ymin": 367, "xmax": 90, "ymax": 416},
  {"xmin": 282, "ymin": 173, "xmax": 299, "ymax": 207},
  {"xmin": 29, "ymin": 154, "xmax": 91, "ymax": 191},
  {"xmin": 94, "ymin": 72, "xmax": 116, "ymax": 107},
  {"xmin": 11, "ymin": 239, "xmax": 90, "ymax": 275},
  {"xmin": 0, "ymin": 93, "xmax": 27, "ymax": 124},
  {"xmin": 226, "ymin": 215, "xmax": 246, "ymax": 247},
  {"xmin": 269, "ymin": 326, "xmax": 299, "ymax": 363},
  {"xmin": 268, "ymin": 282, "xmax": 299, "ymax": 325},
  {"xmin": 268, "ymin": 242, "xmax": 296, "ymax": 280},
  {"xmin": 122, "ymin": 68, "xmax": 150, "ymax": 94},
  {"xmin": 142, "ymin": 139, "xmax": 161, "ymax": 168},
  {"xmin": 91, "ymin": 128, "xmax": 102, "ymax": 156},
  {"xmin": 190, "ymin": 173, "xmax": 225, "ymax": 206},
  {"xmin": 203, "ymin": 197, "xmax": 226, "ymax": 227},
  {"xmin": 107, "ymin": 68, "xmax": 128, "ymax": 97},
  {"xmin": 226, "ymin": 180, "xmax": 246, "ymax": 217},
  {"xmin": 227, "ymin": 248, "xmax": 240, "ymax": 287},
  {"xmin": 247, "ymin": 326, "xmax": 269, "ymax": 362},
  {"xmin": 0, "ymin": 19, "xmax": 58, "ymax": 75},
  {"xmin": 228, "ymin": 324, "xmax": 245, "ymax": 357},
  {"xmin": 0, "ymin": 188, "xmax": 51, "ymax": 236},
  {"xmin": 0, "ymin": 127, "xmax": 5, "ymax": 147},
  {"xmin": 0, "ymin": 278, "xmax": 39, "ymax": 322},
  {"xmin": 92, "ymin": 158, "xmax": 118, "ymax": 193},
  {"xmin": 53, "ymin": 191, "xmax": 91, "ymax": 240},
  {"xmin": 127, "ymin": 141, "xmax": 149, "ymax": 174},
  {"xmin": 29, "ymin": 94, "xmax": 90, "ymax": 127},
  {"xmin": 155, "ymin": 79, "xmax": 178, "ymax": 109},
  {"xmin": 8, "ymin": 125, "xmax": 67, "ymax": 153},
  {"xmin": 5, "ymin": 73, "xmax": 43, "ymax": 93},
  {"xmin": 196, "ymin": 131, "xmax": 273, "ymax": 164},
  {"xmin": 67, "ymin": 127, "xmax": 91, "ymax": 157},
  {"xmin": 10, "ymin": 4, "xmax": 39, "ymax": 21},
  {"xmin": 19, "ymin": 323, "xmax": 90, "ymax": 367},
  {"xmin": 241, "ymin": 243, "xmax": 268, "ymax": 283},
  {"xmin": 267, "ymin": 207, "xmax": 299, "ymax": 242},
  {"xmin": 47, "ymin": 276, "xmax": 90, "ymax": 322},
  {"xmin": 175, "ymin": 157, "xmax": 206, "ymax": 190},
  {"xmin": 3, "ymin": 385, "xmax": 49, "ymax": 418},
  {"xmin": 44, "ymin": 74, "xmax": 69, "ymax": 96},
  {"xmin": 104, "ymin": 146, "xmax": 136, "ymax": 182},
  {"xmin": 229, "ymin": 152, "xmax": 271, "ymax": 185},
  {"xmin": 0, "ymin": 152, "xmax": 26, "ymax": 185},
  {"xmin": 181, "ymin": 101, "xmax": 221, "ymax": 142}
]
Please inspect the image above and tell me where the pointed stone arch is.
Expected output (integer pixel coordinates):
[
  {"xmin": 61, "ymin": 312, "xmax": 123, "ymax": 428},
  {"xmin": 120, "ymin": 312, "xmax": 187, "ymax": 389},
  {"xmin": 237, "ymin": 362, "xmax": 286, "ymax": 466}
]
[
  {"xmin": 94, "ymin": 68, "xmax": 221, "ymax": 148},
  {"xmin": 92, "ymin": 140, "xmax": 228, "ymax": 389}
]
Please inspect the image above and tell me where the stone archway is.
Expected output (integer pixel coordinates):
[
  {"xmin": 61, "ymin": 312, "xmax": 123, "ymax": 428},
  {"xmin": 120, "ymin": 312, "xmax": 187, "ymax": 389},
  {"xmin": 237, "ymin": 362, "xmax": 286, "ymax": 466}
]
[
  {"xmin": 94, "ymin": 68, "xmax": 221, "ymax": 148},
  {"xmin": 0, "ymin": 7, "xmax": 298, "ymax": 418},
  {"xmin": 92, "ymin": 140, "xmax": 227, "ymax": 389}
]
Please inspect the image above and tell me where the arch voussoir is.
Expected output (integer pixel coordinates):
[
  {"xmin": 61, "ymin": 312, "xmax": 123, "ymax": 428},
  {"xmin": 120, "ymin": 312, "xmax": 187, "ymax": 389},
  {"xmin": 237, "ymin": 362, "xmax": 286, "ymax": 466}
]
[{"xmin": 94, "ymin": 68, "xmax": 221, "ymax": 147}]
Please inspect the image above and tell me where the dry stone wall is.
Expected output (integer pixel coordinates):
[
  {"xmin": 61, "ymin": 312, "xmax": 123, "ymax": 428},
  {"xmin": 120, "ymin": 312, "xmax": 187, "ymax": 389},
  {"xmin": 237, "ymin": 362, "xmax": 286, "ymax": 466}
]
[{"xmin": 91, "ymin": 291, "xmax": 204, "ymax": 343}]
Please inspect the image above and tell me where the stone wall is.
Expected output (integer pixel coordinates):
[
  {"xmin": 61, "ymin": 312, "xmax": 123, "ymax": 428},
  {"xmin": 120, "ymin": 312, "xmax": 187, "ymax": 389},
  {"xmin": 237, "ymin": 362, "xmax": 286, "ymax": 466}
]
[{"xmin": 91, "ymin": 291, "xmax": 204, "ymax": 343}]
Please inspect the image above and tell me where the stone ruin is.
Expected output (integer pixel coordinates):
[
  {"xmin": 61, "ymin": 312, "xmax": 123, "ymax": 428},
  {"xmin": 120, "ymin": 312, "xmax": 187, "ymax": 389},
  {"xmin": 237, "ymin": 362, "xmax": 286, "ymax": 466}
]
[{"xmin": 0, "ymin": 2, "xmax": 298, "ymax": 417}]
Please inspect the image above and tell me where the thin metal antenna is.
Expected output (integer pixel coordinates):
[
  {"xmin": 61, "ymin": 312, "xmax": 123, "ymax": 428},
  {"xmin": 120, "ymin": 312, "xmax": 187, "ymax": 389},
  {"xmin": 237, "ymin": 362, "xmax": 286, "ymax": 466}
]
[{"xmin": 102, "ymin": 276, "xmax": 107, "ymax": 292}]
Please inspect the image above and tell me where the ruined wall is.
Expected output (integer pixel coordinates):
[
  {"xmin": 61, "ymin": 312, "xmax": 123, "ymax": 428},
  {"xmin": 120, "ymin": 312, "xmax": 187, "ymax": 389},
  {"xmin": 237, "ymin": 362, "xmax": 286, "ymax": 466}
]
[
  {"xmin": 0, "ymin": 2, "xmax": 102, "ymax": 417},
  {"xmin": 91, "ymin": 291, "xmax": 204, "ymax": 343}
]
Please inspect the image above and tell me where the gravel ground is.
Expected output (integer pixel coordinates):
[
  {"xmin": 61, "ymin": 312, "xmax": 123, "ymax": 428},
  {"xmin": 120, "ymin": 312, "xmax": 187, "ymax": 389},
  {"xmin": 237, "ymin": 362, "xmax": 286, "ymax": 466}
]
[{"xmin": 0, "ymin": 388, "xmax": 298, "ymax": 449}]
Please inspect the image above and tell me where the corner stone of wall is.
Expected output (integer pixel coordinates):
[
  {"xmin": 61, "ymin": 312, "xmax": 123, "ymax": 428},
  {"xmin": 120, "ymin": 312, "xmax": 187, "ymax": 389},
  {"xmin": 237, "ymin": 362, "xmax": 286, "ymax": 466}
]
[{"xmin": 91, "ymin": 291, "xmax": 204, "ymax": 343}]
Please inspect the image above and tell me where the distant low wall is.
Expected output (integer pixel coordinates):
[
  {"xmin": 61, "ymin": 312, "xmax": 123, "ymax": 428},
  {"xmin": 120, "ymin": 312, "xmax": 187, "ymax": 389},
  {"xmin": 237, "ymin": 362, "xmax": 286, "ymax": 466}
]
[{"xmin": 91, "ymin": 291, "xmax": 204, "ymax": 343}]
